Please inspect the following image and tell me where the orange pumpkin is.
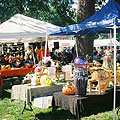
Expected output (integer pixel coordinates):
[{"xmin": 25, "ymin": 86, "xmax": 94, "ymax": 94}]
[{"xmin": 62, "ymin": 84, "xmax": 75, "ymax": 95}]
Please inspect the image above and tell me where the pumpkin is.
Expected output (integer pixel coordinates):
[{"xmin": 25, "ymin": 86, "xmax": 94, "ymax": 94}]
[{"xmin": 62, "ymin": 82, "xmax": 75, "ymax": 95}]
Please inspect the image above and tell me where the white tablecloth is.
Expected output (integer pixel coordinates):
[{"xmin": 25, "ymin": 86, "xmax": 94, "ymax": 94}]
[{"xmin": 11, "ymin": 83, "xmax": 65, "ymax": 105}]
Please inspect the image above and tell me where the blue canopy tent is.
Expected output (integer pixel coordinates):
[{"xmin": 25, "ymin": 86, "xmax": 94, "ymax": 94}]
[
  {"xmin": 47, "ymin": 0, "xmax": 120, "ymax": 119},
  {"xmin": 48, "ymin": 0, "xmax": 120, "ymax": 36}
]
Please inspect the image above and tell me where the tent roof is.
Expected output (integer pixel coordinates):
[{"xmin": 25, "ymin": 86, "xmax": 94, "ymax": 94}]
[
  {"xmin": 0, "ymin": 14, "xmax": 59, "ymax": 41},
  {"xmin": 48, "ymin": 0, "xmax": 120, "ymax": 36},
  {"xmin": 94, "ymin": 39, "xmax": 120, "ymax": 47}
]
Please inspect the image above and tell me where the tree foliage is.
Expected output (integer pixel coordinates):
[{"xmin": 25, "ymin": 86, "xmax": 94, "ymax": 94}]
[{"xmin": 0, "ymin": 0, "xmax": 76, "ymax": 27}]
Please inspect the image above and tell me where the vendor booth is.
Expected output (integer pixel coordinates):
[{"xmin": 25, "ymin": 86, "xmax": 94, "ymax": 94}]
[
  {"xmin": 0, "ymin": 14, "xmax": 60, "ymax": 86},
  {"xmin": 0, "ymin": 14, "xmax": 59, "ymax": 40},
  {"xmin": 1, "ymin": 0, "xmax": 120, "ymax": 119},
  {"xmin": 48, "ymin": 0, "xmax": 120, "ymax": 119},
  {"xmin": 94, "ymin": 39, "xmax": 120, "ymax": 47},
  {"xmin": 0, "ymin": 14, "xmax": 72, "ymax": 118}
]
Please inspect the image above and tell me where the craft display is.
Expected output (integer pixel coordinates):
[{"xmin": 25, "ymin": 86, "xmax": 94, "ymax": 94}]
[
  {"xmin": 74, "ymin": 57, "xmax": 88, "ymax": 96},
  {"xmin": 40, "ymin": 75, "xmax": 52, "ymax": 86},
  {"xmin": 35, "ymin": 64, "xmax": 42, "ymax": 74},
  {"xmin": 91, "ymin": 69, "xmax": 105, "ymax": 80},
  {"xmin": 31, "ymin": 74, "xmax": 37, "ymax": 86},
  {"xmin": 1, "ymin": 65, "xmax": 11, "ymax": 70},
  {"xmin": 36, "ymin": 75, "xmax": 41, "ymax": 85},
  {"xmin": 1, "ymin": 65, "xmax": 6, "ymax": 70},
  {"xmin": 102, "ymin": 50, "xmax": 113, "ymax": 70}
]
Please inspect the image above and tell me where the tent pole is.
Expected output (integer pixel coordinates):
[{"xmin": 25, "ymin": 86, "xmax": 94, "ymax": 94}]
[
  {"xmin": 110, "ymin": 30, "xmax": 112, "ymax": 52},
  {"xmin": 2, "ymin": 44, "xmax": 4, "ymax": 54},
  {"xmin": 45, "ymin": 34, "xmax": 48, "ymax": 58},
  {"xmin": 113, "ymin": 24, "xmax": 117, "ymax": 120},
  {"xmin": 32, "ymin": 46, "xmax": 36, "ymax": 66},
  {"xmin": 75, "ymin": 38, "xmax": 78, "ymax": 57},
  {"xmin": 44, "ymin": 33, "xmax": 48, "ymax": 64}
]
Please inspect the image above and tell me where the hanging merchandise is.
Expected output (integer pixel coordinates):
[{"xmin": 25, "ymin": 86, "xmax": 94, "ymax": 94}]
[
  {"xmin": 20, "ymin": 54, "xmax": 24, "ymax": 60},
  {"xmin": 16, "ymin": 59, "xmax": 20, "ymax": 66},
  {"xmin": 8, "ymin": 55, "xmax": 12, "ymax": 64},
  {"xmin": 6, "ymin": 65, "xmax": 11, "ymax": 69},
  {"xmin": 13, "ymin": 54, "xmax": 17, "ymax": 60},
  {"xmin": 5, "ymin": 54, "xmax": 8, "ymax": 61},
  {"xmin": 9, "ymin": 59, "xmax": 12, "ymax": 64},
  {"xmin": 29, "ymin": 54, "xmax": 32, "ymax": 60},
  {"xmin": 35, "ymin": 47, "xmax": 39, "ymax": 53},
  {"xmin": 17, "ymin": 54, "xmax": 20, "ymax": 59}
]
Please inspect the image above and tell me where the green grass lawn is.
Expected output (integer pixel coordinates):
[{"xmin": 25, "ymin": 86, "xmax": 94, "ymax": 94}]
[{"xmin": 0, "ymin": 89, "xmax": 120, "ymax": 120}]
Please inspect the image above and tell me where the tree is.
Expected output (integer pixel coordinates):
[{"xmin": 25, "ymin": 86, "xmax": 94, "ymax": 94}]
[
  {"xmin": 76, "ymin": 0, "xmax": 120, "ymax": 59},
  {"xmin": 0, "ymin": 0, "xmax": 76, "ymax": 27},
  {"xmin": 76, "ymin": 0, "xmax": 95, "ymax": 59}
]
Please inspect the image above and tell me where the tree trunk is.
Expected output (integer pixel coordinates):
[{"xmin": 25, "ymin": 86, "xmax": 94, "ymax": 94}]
[{"xmin": 76, "ymin": 0, "xmax": 95, "ymax": 60}]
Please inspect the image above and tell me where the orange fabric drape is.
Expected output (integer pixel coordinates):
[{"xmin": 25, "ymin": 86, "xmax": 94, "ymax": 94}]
[{"xmin": 0, "ymin": 67, "xmax": 35, "ymax": 86}]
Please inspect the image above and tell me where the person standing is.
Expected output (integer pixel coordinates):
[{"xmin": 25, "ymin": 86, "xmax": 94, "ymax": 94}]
[{"xmin": 36, "ymin": 41, "xmax": 50, "ymax": 65}]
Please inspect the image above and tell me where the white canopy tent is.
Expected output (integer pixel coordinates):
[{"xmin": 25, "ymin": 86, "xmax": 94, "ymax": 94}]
[
  {"xmin": 0, "ymin": 14, "xmax": 59, "ymax": 43},
  {"xmin": 0, "ymin": 14, "xmax": 60, "ymax": 65},
  {"xmin": 94, "ymin": 39, "xmax": 120, "ymax": 47}
]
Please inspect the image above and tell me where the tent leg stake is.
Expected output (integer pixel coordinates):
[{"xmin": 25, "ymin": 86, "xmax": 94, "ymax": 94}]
[{"xmin": 22, "ymin": 101, "xmax": 36, "ymax": 120}]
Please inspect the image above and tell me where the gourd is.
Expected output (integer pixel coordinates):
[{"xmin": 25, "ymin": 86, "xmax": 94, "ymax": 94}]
[{"xmin": 62, "ymin": 82, "xmax": 75, "ymax": 95}]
